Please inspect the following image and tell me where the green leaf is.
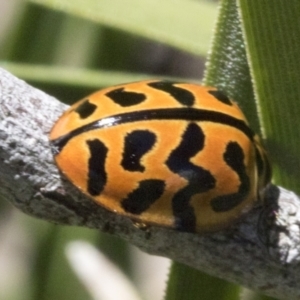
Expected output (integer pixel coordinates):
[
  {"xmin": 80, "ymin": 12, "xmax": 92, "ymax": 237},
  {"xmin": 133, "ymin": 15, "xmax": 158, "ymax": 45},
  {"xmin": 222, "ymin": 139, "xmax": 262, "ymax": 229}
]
[
  {"xmin": 238, "ymin": 0, "xmax": 300, "ymax": 192},
  {"xmin": 28, "ymin": 0, "xmax": 218, "ymax": 55},
  {"xmin": 0, "ymin": 62, "xmax": 200, "ymax": 88},
  {"xmin": 164, "ymin": 262, "xmax": 240, "ymax": 300},
  {"xmin": 203, "ymin": 0, "xmax": 259, "ymax": 133}
]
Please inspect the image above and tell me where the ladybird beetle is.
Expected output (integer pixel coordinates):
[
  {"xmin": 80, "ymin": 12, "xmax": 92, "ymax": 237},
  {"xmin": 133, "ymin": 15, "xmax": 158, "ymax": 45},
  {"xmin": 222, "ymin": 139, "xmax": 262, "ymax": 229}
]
[{"xmin": 50, "ymin": 80, "xmax": 271, "ymax": 233}]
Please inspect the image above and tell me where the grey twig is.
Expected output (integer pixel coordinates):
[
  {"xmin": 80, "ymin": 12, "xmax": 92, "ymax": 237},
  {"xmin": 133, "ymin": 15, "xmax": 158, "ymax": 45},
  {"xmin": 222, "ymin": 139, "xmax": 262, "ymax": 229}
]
[{"xmin": 1, "ymin": 68, "xmax": 300, "ymax": 299}]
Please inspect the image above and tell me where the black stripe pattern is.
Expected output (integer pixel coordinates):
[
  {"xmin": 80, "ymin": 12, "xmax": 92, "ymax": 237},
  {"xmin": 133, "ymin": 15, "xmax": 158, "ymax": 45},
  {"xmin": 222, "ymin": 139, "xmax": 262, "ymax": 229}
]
[
  {"xmin": 210, "ymin": 142, "xmax": 250, "ymax": 212},
  {"xmin": 86, "ymin": 139, "xmax": 108, "ymax": 196},
  {"xmin": 121, "ymin": 130, "xmax": 156, "ymax": 172},
  {"xmin": 106, "ymin": 88, "xmax": 147, "ymax": 106},
  {"xmin": 121, "ymin": 180, "xmax": 166, "ymax": 214},
  {"xmin": 51, "ymin": 81, "xmax": 261, "ymax": 232},
  {"xmin": 51, "ymin": 108, "xmax": 254, "ymax": 154},
  {"xmin": 208, "ymin": 90, "xmax": 232, "ymax": 105},
  {"xmin": 74, "ymin": 100, "xmax": 97, "ymax": 119},
  {"xmin": 166, "ymin": 123, "xmax": 216, "ymax": 231},
  {"xmin": 148, "ymin": 81, "xmax": 195, "ymax": 106}
]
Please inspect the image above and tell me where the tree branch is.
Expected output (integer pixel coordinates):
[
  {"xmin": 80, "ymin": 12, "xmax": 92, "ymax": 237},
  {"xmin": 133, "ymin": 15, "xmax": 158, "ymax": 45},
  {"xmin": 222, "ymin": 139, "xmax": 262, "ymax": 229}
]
[{"xmin": 1, "ymin": 68, "xmax": 299, "ymax": 299}]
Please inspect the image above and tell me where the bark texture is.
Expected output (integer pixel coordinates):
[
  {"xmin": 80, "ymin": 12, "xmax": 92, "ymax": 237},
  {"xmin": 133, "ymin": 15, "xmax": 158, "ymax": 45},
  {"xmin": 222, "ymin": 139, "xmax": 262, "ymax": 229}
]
[{"xmin": 1, "ymin": 68, "xmax": 300, "ymax": 299}]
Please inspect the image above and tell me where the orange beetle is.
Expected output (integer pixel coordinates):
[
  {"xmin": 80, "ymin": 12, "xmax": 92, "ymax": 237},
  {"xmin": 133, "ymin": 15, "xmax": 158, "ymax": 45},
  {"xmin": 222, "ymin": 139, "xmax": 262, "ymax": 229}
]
[{"xmin": 50, "ymin": 80, "xmax": 271, "ymax": 232}]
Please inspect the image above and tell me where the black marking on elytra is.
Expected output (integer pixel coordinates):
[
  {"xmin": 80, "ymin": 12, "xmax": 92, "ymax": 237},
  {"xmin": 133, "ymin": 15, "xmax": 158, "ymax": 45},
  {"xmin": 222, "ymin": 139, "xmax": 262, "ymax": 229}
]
[
  {"xmin": 121, "ymin": 179, "xmax": 165, "ymax": 214},
  {"xmin": 51, "ymin": 108, "xmax": 254, "ymax": 155},
  {"xmin": 74, "ymin": 99, "xmax": 97, "ymax": 119},
  {"xmin": 106, "ymin": 87, "xmax": 146, "ymax": 107},
  {"xmin": 166, "ymin": 123, "xmax": 216, "ymax": 232},
  {"xmin": 121, "ymin": 130, "xmax": 156, "ymax": 172},
  {"xmin": 148, "ymin": 81, "xmax": 195, "ymax": 106},
  {"xmin": 211, "ymin": 142, "xmax": 250, "ymax": 212},
  {"xmin": 86, "ymin": 139, "xmax": 108, "ymax": 196},
  {"xmin": 208, "ymin": 90, "xmax": 232, "ymax": 105}
]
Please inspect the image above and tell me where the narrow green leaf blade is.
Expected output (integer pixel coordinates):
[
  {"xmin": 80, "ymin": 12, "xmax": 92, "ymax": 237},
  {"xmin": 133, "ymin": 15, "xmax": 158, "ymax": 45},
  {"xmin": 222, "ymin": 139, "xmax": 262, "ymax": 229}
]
[
  {"xmin": 238, "ymin": 0, "xmax": 300, "ymax": 191},
  {"xmin": 203, "ymin": 0, "xmax": 259, "ymax": 133},
  {"xmin": 1, "ymin": 62, "xmax": 200, "ymax": 88}
]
